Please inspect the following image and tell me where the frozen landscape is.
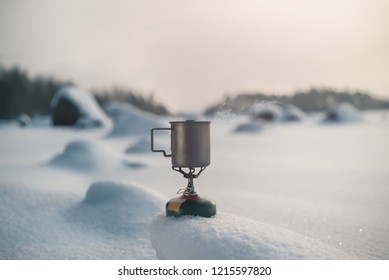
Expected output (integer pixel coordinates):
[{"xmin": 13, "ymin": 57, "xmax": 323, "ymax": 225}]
[{"xmin": 0, "ymin": 99, "xmax": 388, "ymax": 259}]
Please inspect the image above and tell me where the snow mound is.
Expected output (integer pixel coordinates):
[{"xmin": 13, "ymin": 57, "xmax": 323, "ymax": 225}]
[
  {"xmin": 50, "ymin": 86, "xmax": 111, "ymax": 128},
  {"xmin": 105, "ymin": 102, "xmax": 162, "ymax": 137},
  {"xmin": 150, "ymin": 213, "xmax": 350, "ymax": 259},
  {"xmin": 0, "ymin": 183, "xmax": 164, "ymax": 259},
  {"xmin": 250, "ymin": 103, "xmax": 284, "ymax": 122},
  {"xmin": 125, "ymin": 138, "xmax": 151, "ymax": 154},
  {"xmin": 16, "ymin": 114, "xmax": 31, "ymax": 127},
  {"xmin": 250, "ymin": 103, "xmax": 306, "ymax": 123},
  {"xmin": 283, "ymin": 104, "xmax": 306, "ymax": 122},
  {"xmin": 233, "ymin": 121, "xmax": 263, "ymax": 133},
  {"xmin": 69, "ymin": 181, "xmax": 165, "ymax": 236},
  {"xmin": 0, "ymin": 186, "xmax": 77, "ymax": 259},
  {"xmin": 48, "ymin": 139, "xmax": 144, "ymax": 171},
  {"xmin": 323, "ymin": 102, "xmax": 362, "ymax": 123}
]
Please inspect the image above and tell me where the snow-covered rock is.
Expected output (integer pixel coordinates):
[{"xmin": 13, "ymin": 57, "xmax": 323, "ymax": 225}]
[
  {"xmin": 50, "ymin": 86, "xmax": 111, "ymax": 128},
  {"xmin": 104, "ymin": 102, "xmax": 162, "ymax": 137},
  {"xmin": 16, "ymin": 114, "xmax": 31, "ymax": 127},
  {"xmin": 233, "ymin": 104, "xmax": 305, "ymax": 133},
  {"xmin": 250, "ymin": 103, "xmax": 284, "ymax": 122},
  {"xmin": 150, "ymin": 213, "xmax": 350, "ymax": 260},
  {"xmin": 250, "ymin": 103, "xmax": 306, "ymax": 123},
  {"xmin": 322, "ymin": 102, "xmax": 362, "ymax": 123}
]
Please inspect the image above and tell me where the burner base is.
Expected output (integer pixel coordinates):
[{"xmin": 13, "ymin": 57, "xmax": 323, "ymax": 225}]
[{"xmin": 166, "ymin": 194, "xmax": 216, "ymax": 218}]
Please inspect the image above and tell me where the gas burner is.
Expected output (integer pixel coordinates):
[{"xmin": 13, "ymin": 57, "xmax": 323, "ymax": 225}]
[{"xmin": 151, "ymin": 120, "xmax": 216, "ymax": 217}]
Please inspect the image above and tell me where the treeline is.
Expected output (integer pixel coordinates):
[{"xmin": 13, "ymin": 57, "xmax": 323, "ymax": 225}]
[
  {"xmin": 0, "ymin": 64, "xmax": 170, "ymax": 118},
  {"xmin": 288, "ymin": 88, "xmax": 389, "ymax": 112},
  {"xmin": 205, "ymin": 88, "xmax": 389, "ymax": 115},
  {"xmin": 93, "ymin": 88, "xmax": 169, "ymax": 115},
  {"xmin": 2, "ymin": 64, "xmax": 388, "ymax": 118},
  {"xmin": 0, "ymin": 65, "xmax": 72, "ymax": 118}
]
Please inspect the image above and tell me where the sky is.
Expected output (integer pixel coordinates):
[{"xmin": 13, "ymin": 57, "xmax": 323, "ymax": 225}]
[{"xmin": 0, "ymin": 0, "xmax": 388, "ymax": 112}]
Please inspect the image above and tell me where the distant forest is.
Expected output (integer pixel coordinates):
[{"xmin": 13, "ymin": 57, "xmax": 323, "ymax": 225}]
[
  {"xmin": 0, "ymin": 65, "xmax": 72, "ymax": 118},
  {"xmin": 1, "ymin": 64, "xmax": 389, "ymax": 119},
  {"xmin": 205, "ymin": 89, "xmax": 389, "ymax": 115},
  {"xmin": 0, "ymin": 65, "xmax": 169, "ymax": 118},
  {"xmin": 92, "ymin": 88, "xmax": 169, "ymax": 116}
]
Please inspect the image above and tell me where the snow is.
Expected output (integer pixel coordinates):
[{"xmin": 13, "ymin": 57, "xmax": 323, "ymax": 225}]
[
  {"xmin": 248, "ymin": 102, "xmax": 306, "ymax": 124},
  {"xmin": 283, "ymin": 104, "xmax": 307, "ymax": 122},
  {"xmin": 233, "ymin": 121, "xmax": 263, "ymax": 133},
  {"xmin": 0, "ymin": 181, "xmax": 164, "ymax": 259},
  {"xmin": 16, "ymin": 114, "xmax": 31, "ymax": 127},
  {"xmin": 48, "ymin": 139, "xmax": 145, "ymax": 172},
  {"xmin": 50, "ymin": 86, "xmax": 112, "ymax": 128},
  {"xmin": 125, "ymin": 138, "xmax": 151, "ymax": 154},
  {"xmin": 150, "ymin": 213, "xmax": 350, "ymax": 259},
  {"xmin": 104, "ymin": 102, "xmax": 162, "ymax": 137},
  {"xmin": 0, "ymin": 107, "xmax": 388, "ymax": 260},
  {"xmin": 322, "ymin": 102, "xmax": 362, "ymax": 123},
  {"xmin": 73, "ymin": 181, "xmax": 165, "ymax": 236},
  {"xmin": 250, "ymin": 102, "xmax": 284, "ymax": 122}
]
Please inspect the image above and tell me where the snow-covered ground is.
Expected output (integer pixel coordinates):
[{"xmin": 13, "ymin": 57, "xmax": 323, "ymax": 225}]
[{"xmin": 0, "ymin": 108, "xmax": 388, "ymax": 259}]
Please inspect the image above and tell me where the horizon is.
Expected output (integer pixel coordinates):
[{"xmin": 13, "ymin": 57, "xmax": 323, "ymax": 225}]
[{"xmin": 1, "ymin": 0, "xmax": 388, "ymax": 112}]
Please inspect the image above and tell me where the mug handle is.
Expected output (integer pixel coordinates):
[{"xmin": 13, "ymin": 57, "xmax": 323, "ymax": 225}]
[{"xmin": 150, "ymin": 128, "xmax": 172, "ymax": 157}]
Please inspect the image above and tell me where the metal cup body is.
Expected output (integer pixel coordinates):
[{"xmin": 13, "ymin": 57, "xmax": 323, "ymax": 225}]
[{"xmin": 170, "ymin": 121, "xmax": 210, "ymax": 168}]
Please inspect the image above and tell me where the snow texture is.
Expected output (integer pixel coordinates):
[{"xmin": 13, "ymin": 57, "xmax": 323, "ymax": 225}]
[
  {"xmin": 0, "ymin": 108, "xmax": 388, "ymax": 260},
  {"xmin": 0, "ymin": 181, "xmax": 164, "ymax": 259},
  {"xmin": 150, "ymin": 213, "xmax": 350, "ymax": 259}
]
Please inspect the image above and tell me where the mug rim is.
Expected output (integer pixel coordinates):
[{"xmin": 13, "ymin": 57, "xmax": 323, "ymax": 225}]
[{"xmin": 169, "ymin": 120, "xmax": 211, "ymax": 124}]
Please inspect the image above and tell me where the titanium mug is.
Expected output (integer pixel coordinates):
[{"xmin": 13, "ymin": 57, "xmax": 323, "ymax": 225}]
[{"xmin": 151, "ymin": 120, "xmax": 211, "ymax": 168}]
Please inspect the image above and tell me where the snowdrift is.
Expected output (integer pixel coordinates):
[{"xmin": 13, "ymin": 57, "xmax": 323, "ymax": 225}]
[
  {"xmin": 104, "ymin": 102, "xmax": 162, "ymax": 137},
  {"xmin": 48, "ymin": 139, "xmax": 145, "ymax": 172},
  {"xmin": 0, "ymin": 181, "xmax": 165, "ymax": 259},
  {"xmin": 70, "ymin": 181, "xmax": 165, "ymax": 236},
  {"xmin": 322, "ymin": 103, "xmax": 362, "ymax": 123},
  {"xmin": 283, "ymin": 104, "xmax": 306, "ymax": 122},
  {"xmin": 249, "ymin": 103, "xmax": 306, "ymax": 123},
  {"xmin": 233, "ymin": 104, "xmax": 305, "ymax": 133},
  {"xmin": 1, "ymin": 108, "xmax": 388, "ymax": 259},
  {"xmin": 250, "ymin": 103, "xmax": 284, "ymax": 122},
  {"xmin": 0, "ymin": 186, "xmax": 77, "ymax": 259},
  {"xmin": 150, "ymin": 213, "xmax": 350, "ymax": 260}
]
